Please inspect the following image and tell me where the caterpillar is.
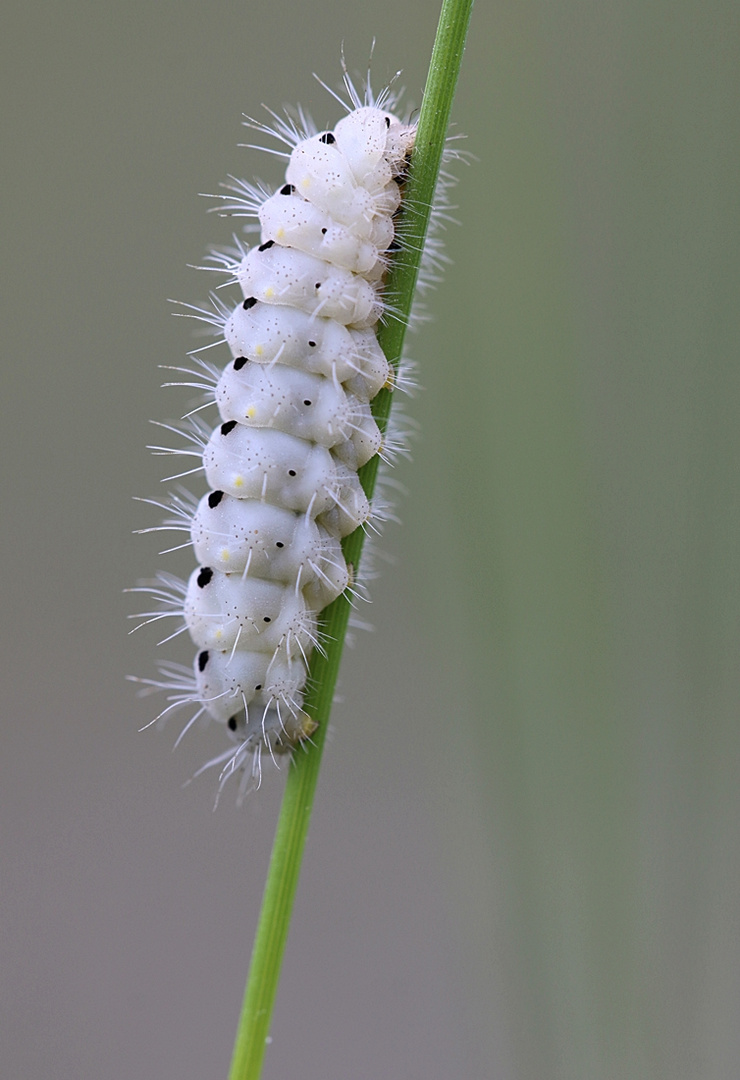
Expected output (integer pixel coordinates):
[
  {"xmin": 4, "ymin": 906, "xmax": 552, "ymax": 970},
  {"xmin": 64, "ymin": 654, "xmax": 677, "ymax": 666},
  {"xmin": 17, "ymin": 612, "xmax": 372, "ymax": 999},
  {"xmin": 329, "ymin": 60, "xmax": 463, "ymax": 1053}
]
[{"xmin": 131, "ymin": 66, "xmax": 451, "ymax": 799}]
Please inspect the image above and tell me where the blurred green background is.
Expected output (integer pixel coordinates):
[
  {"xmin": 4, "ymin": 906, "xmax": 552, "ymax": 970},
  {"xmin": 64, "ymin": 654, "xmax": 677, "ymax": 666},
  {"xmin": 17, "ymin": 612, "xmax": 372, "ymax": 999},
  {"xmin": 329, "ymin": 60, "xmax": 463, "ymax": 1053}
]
[{"xmin": 2, "ymin": 2, "xmax": 738, "ymax": 1077}]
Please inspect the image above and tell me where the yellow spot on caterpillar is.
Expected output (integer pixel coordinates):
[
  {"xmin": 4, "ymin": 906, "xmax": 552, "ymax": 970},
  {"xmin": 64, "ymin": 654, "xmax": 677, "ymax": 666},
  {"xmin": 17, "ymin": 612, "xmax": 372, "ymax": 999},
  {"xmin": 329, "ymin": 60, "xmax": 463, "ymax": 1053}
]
[
  {"xmin": 289, "ymin": 711, "xmax": 318, "ymax": 744},
  {"xmin": 276, "ymin": 227, "xmax": 285, "ymax": 240},
  {"xmin": 246, "ymin": 406, "xmax": 256, "ymax": 419},
  {"xmin": 233, "ymin": 476, "xmax": 244, "ymax": 488},
  {"xmin": 219, "ymin": 549, "xmax": 230, "ymax": 563},
  {"xmin": 300, "ymin": 715, "xmax": 319, "ymax": 739},
  {"xmin": 255, "ymin": 344, "xmax": 263, "ymax": 356},
  {"xmin": 264, "ymin": 287, "xmax": 275, "ymax": 299}
]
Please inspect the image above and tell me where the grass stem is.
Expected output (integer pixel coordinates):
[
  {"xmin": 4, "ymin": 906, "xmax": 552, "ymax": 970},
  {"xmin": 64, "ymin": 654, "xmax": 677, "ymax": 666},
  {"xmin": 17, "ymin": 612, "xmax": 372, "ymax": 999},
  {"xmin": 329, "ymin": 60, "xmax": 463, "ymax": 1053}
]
[{"xmin": 227, "ymin": 3, "xmax": 474, "ymax": 1076}]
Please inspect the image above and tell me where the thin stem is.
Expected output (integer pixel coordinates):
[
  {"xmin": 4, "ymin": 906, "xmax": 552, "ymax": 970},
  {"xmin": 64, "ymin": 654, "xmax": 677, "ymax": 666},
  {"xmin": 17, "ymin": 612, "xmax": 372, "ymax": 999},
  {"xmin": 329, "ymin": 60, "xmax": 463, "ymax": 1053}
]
[{"xmin": 228, "ymin": 3, "xmax": 474, "ymax": 1077}]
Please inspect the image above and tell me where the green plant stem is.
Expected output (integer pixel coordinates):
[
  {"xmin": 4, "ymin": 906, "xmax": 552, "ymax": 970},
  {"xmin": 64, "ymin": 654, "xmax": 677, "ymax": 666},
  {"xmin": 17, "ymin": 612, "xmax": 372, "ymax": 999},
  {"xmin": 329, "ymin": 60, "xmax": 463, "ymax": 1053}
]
[{"xmin": 227, "ymin": 3, "xmax": 474, "ymax": 1077}]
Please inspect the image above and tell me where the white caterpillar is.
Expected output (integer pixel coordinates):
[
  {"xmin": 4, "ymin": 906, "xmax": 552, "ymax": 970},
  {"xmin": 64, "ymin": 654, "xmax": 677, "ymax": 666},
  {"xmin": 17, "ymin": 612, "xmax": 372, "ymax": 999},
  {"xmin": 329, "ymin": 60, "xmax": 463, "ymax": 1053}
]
[{"xmin": 132, "ymin": 74, "xmax": 421, "ymax": 795}]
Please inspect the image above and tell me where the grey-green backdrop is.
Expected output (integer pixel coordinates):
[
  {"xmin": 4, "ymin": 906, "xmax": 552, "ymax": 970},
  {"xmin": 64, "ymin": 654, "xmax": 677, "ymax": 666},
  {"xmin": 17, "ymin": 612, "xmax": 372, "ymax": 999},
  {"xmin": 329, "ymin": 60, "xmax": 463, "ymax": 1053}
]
[{"xmin": 2, "ymin": 2, "xmax": 738, "ymax": 1078}]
